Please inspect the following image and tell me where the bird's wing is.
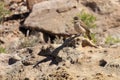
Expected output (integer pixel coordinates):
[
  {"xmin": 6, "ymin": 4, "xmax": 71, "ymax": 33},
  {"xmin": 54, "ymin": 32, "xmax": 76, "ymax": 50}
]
[
  {"xmin": 79, "ymin": 20, "xmax": 90, "ymax": 33},
  {"xmin": 79, "ymin": 20, "xmax": 92, "ymax": 40}
]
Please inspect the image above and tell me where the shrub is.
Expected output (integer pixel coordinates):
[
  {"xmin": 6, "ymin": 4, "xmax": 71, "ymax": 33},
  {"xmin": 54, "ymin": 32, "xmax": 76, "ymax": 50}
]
[
  {"xmin": 77, "ymin": 10, "xmax": 96, "ymax": 28},
  {"xmin": 19, "ymin": 37, "xmax": 39, "ymax": 48},
  {"xmin": 105, "ymin": 35, "xmax": 120, "ymax": 44},
  {"xmin": 0, "ymin": 46, "xmax": 6, "ymax": 53}
]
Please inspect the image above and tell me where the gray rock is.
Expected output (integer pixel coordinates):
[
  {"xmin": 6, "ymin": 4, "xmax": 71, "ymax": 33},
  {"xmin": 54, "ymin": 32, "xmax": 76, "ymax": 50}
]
[{"xmin": 24, "ymin": 0, "xmax": 78, "ymax": 36}]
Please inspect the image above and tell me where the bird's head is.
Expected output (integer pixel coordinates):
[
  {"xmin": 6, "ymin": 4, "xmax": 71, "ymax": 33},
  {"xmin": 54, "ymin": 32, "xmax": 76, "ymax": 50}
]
[
  {"xmin": 73, "ymin": 16, "xmax": 79, "ymax": 20},
  {"xmin": 73, "ymin": 16, "xmax": 79, "ymax": 23}
]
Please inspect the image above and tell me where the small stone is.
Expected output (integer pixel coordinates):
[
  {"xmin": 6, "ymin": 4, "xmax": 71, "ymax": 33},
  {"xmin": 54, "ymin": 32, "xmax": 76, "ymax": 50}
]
[{"xmin": 99, "ymin": 59, "xmax": 107, "ymax": 67}]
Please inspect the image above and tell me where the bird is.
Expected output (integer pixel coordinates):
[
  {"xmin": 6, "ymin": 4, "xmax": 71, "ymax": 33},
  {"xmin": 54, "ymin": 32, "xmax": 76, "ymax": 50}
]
[{"xmin": 73, "ymin": 16, "xmax": 91, "ymax": 40}]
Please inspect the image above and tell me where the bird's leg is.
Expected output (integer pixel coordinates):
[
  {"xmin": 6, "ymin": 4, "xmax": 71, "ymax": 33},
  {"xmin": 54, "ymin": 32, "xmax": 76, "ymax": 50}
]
[{"xmin": 82, "ymin": 33, "xmax": 87, "ymax": 38}]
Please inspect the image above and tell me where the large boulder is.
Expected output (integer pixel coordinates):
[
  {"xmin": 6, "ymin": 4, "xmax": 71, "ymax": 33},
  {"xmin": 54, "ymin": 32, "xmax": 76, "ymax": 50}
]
[{"xmin": 24, "ymin": 0, "xmax": 79, "ymax": 36}]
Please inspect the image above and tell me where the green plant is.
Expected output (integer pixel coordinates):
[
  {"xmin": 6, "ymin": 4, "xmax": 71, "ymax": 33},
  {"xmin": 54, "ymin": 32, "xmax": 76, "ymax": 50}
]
[
  {"xmin": 77, "ymin": 10, "xmax": 96, "ymax": 28},
  {"xmin": 0, "ymin": 1, "xmax": 11, "ymax": 23},
  {"xmin": 90, "ymin": 33, "xmax": 97, "ymax": 43},
  {"xmin": 0, "ymin": 46, "xmax": 6, "ymax": 53},
  {"xmin": 105, "ymin": 35, "xmax": 120, "ymax": 44},
  {"xmin": 83, "ymin": 33, "xmax": 97, "ymax": 43}
]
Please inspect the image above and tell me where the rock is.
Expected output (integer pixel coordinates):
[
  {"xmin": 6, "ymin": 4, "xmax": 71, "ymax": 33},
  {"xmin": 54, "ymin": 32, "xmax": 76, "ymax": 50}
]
[
  {"xmin": 26, "ymin": 0, "xmax": 47, "ymax": 10},
  {"xmin": 24, "ymin": 0, "xmax": 78, "ymax": 36},
  {"xmin": 99, "ymin": 59, "xmax": 107, "ymax": 67},
  {"xmin": 9, "ymin": 1, "xmax": 28, "ymax": 14},
  {"xmin": 18, "ymin": 5, "xmax": 28, "ymax": 13},
  {"xmin": 0, "ymin": 54, "xmax": 12, "ymax": 79},
  {"xmin": 47, "ymin": 67, "xmax": 76, "ymax": 80},
  {"xmin": 9, "ymin": 2, "xmax": 18, "ymax": 10},
  {"xmin": 0, "ymin": 54, "xmax": 11, "ymax": 65},
  {"xmin": 72, "ymin": 37, "xmax": 98, "ymax": 48},
  {"xmin": 81, "ymin": 0, "xmax": 120, "ymax": 14},
  {"xmin": 3, "ymin": 0, "xmax": 22, "ymax": 5},
  {"xmin": 107, "ymin": 27, "xmax": 120, "ymax": 39},
  {"xmin": 105, "ymin": 59, "xmax": 120, "ymax": 75},
  {"xmin": 59, "ymin": 47, "xmax": 81, "ymax": 64},
  {"xmin": 10, "ymin": 0, "xmax": 22, "ymax": 2},
  {"xmin": 11, "ymin": 53, "xmax": 22, "ymax": 61}
]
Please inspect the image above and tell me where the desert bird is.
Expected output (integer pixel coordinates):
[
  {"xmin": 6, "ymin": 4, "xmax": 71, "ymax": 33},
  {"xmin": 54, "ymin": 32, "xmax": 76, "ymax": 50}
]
[{"xmin": 73, "ymin": 16, "xmax": 91, "ymax": 40}]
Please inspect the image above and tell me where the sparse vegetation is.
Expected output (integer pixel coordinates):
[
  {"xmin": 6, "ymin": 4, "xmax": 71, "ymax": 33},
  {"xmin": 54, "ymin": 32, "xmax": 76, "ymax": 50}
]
[
  {"xmin": 84, "ymin": 33, "xmax": 97, "ymax": 43},
  {"xmin": 19, "ymin": 37, "xmax": 39, "ymax": 48},
  {"xmin": 105, "ymin": 35, "xmax": 120, "ymax": 44},
  {"xmin": 0, "ymin": 1, "xmax": 11, "ymax": 23},
  {"xmin": 0, "ymin": 46, "xmax": 6, "ymax": 53},
  {"xmin": 77, "ymin": 10, "xmax": 96, "ymax": 28},
  {"xmin": 53, "ymin": 36, "xmax": 63, "ymax": 44},
  {"xmin": 76, "ymin": 10, "xmax": 97, "ymax": 42},
  {"xmin": 90, "ymin": 33, "xmax": 97, "ymax": 43}
]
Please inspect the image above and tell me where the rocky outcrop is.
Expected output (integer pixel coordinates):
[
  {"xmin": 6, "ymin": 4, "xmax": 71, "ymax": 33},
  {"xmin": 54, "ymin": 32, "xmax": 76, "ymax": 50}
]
[
  {"xmin": 0, "ymin": 0, "xmax": 120, "ymax": 80},
  {"xmin": 24, "ymin": 0, "xmax": 78, "ymax": 36}
]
